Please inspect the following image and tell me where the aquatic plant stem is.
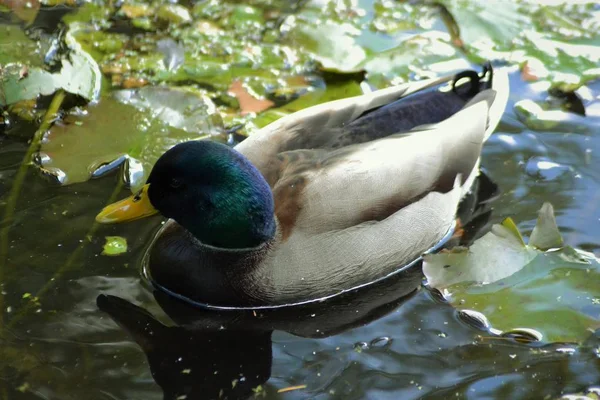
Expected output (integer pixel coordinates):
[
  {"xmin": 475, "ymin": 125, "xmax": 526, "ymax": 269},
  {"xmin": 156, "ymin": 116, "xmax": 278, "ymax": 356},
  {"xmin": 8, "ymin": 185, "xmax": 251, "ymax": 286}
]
[
  {"xmin": 0, "ymin": 90, "xmax": 66, "ymax": 329},
  {"xmin": 7, "ymin": 178, "xmax": 125, "ymax": 329}
]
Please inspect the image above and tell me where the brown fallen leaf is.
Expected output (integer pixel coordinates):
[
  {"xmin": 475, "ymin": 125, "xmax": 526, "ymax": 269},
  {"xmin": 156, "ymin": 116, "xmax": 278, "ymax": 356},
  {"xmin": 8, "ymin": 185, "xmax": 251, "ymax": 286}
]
[
  {"xmin": 0, "ymin": 0, "xmax": 40, "ymax": 24},
  {"xmin": 521, "ymin": 59, "xmax": 549, "ymax": 82},
  {"xmin": 228, "ymin": 80, "xmax": 274, "ymax": 116},
  {"xmin": 121, "ymin": 76, "xmax": 149, "ymax": 89},
  {"xmin": 521, "ymin": 61, "xmax": 538, "ymax": 82}
]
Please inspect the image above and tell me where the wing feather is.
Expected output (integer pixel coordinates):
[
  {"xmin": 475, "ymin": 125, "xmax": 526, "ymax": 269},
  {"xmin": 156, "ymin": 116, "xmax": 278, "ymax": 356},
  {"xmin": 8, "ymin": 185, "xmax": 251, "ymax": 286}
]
[{"xmin": 288, "ymin": 97, "xmax": 491, "ymax": 234}]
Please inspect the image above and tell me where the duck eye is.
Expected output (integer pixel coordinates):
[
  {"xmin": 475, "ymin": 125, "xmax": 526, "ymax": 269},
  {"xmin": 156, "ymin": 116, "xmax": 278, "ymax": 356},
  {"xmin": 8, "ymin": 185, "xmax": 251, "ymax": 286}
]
[{"xmin": 170, "ymin": 178, "xmax": 183, "ymax": 189}]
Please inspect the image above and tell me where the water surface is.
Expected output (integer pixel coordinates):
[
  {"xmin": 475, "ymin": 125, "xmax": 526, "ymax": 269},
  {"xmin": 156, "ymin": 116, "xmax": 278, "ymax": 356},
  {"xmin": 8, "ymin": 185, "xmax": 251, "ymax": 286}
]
[{"xmin": 1, "ymin": 1, "xmax": 600, "ymax": 399}]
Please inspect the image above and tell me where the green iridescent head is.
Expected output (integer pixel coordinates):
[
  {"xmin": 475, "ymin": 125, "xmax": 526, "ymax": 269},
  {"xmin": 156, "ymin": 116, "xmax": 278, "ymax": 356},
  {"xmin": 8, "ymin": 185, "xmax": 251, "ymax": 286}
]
[
  {"xmin": 146, "ymin": 141, "xmax": 276, "ymax": 248},
  {"xmin": 96, "ymin": 140, "xmax": 276, "ymax": 249}
]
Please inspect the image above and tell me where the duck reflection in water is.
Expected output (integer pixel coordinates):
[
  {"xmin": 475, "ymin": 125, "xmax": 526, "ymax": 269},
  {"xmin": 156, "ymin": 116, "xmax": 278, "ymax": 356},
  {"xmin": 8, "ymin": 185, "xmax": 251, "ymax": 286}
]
[{"xmin": 97, "ymin": 174, "xmax": 498, "ymax": 400}]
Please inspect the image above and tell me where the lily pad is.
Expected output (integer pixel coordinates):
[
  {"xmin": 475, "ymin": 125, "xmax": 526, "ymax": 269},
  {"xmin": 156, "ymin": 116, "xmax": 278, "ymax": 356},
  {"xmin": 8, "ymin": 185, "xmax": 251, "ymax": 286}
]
[
  {"xmin": 514, "ymin": 99, "xmax": 590, "ymax": 133},
  {"xmin": 520, "ymin": 32, "xmax": 600, "ymax": 91},
  {"xmin": 0, "ymin": 47, "xmax": 101, "ymax": 106},
  {"xmin": 360, "ymin": 31, "xmax": 459, "ymax": 84},
  {"xmin": 285, "ymin": 20, "xmax": 366, "ymax": 73},
  {"xmin": 423, "ymin": 219, "xmax": 538, "ymax": 289},
  {"xmin": 228, "ymin": 80, "xmax": 274, "ymax": 115},
  {"xmin": 0, "ymin": 25, "xmax": 43, "ymax": 66},
  {"xmin": 37, "ymin": 86, "xmax": 226, "ymax": 190},
  {"xmin": 424, "ymin": 203, "xmax": 600, "ymax": 343},
  {"xmin": 431, "ymin": 0, "xmax": 600, "ymax": 90},
  {"xmin": 434, "ymin": 0, "xmax": 527, "ymax": 49},
  {"xmin": 0, "ymin": 0, "xmax": 40, "ymax": 24}
]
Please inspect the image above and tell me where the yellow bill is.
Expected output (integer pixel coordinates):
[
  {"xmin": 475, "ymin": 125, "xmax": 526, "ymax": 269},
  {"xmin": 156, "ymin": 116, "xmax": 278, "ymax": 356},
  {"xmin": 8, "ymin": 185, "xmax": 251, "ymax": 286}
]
[{"xmin": 96, "ymin": 184, "xmax": 158, "ymax": 223}]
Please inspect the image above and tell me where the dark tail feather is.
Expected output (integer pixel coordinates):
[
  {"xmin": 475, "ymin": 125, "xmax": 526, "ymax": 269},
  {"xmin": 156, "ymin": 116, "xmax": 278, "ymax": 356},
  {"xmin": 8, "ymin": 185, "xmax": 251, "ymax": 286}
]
[
  {"xmin": 452, "ymin": 62, "xmax": 494, "ymax": 99},
  {"xmin": 479, "ymin": 61, "xmax": 493, "ymax": 90}
]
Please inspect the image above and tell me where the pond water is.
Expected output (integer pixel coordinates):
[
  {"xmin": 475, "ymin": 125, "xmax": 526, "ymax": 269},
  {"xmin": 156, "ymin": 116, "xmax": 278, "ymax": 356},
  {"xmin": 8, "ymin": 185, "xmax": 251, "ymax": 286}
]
[{"xmin": 1, "ymin": 0, "xmax": 600, "ymax": 399}]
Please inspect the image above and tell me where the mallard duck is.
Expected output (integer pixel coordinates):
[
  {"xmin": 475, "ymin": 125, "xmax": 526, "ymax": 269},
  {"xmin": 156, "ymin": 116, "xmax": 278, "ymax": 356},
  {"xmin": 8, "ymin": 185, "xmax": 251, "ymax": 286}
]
[{"xmin": 96, "ymin": 64, "xmax": 509, "ymax": 308}]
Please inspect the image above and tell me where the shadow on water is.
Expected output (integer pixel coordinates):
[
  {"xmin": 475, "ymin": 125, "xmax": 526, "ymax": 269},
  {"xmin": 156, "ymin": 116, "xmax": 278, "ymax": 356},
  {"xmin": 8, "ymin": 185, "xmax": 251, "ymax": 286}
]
[{"xmin": 96, "ymin": 266, "xmax": 423, "ymax": 400}]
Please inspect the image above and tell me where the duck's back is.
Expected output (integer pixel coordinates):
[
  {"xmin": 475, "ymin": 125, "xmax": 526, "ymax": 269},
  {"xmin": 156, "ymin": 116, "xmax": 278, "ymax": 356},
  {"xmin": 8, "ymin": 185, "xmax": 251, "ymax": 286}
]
[
  {"xmin": 251, "ymin": 92, "xmax": 496, "ymax": 304},
  {"xmin": 241, "ymin": 66, "xmax": 509, "ymax": 305}
]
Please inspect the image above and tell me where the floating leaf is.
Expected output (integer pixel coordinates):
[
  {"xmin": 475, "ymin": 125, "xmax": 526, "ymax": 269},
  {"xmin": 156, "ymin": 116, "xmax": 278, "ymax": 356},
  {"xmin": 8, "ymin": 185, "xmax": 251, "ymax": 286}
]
[
  {"xmin": 500, "ymin": 217, "xmax": 527, "ymax": 247},
  {"xmin": 156, "ymin": 38, "xmax": 185, "ymax": 73},
  {"xmin": 514, "ymin": 99, "xmax": 589, "ymax": 133},
  {"xmin": 529, "ymin": 203, "xmax": 563, "ymax": 250},
  {"xmin": 521, "ymin": 33, "xmax": 600, "ymax": 91},
  {"xmin": 156, "ymin": 4, "xmax": 191, "ymax": 25},
  {"xmin": 431, "ymin": 0, "xmax": 600, "ymax": 90},
  {"xmin": 0, "ymin": 47, "xmax": 101, "ymax": 106},
  {"xmin": 0, "ymin": 0, "xmax": 40, "ymax": 24},
  {"xmin": 0, "ymin": 25, "xmax": 43, "ymax": 66},
  {"xmin": 447, "ymin": 249, "xmax": 600, "ymax": 343},
  {"xmin": 118, "ymin": 2, "xmax": 152, "ymax": 19},
  {"xmin": 423, "ymin": 223, "xmax": 537, "ymax": 289},
  {"xmin": 38, "ymin": 87, "xmax": 225, "ymax": 189},
  {"xmin": 424, "ymin": 203, "xmax": 600, "ymax": 343},
  {"xmin": 228, "ymin": 80, "xmax": 274, "ymax": 115},
  {"xmin": 62, "ymin": 2, "xmax": 113, "ymax": 32},
  {"xmin": 434, "ymin": 0, "xmax": 527, "ymax": 49},
  {"xmin": 102, "ymin": 236, "xmax": 128, "ymax": 256},
  {"xmin": 360, "ymin": 31, "xmax": 459, "ymax": 84},
  {"xmin": 285, "ymin": 19, "xmax": 366, "ymax": 73}
]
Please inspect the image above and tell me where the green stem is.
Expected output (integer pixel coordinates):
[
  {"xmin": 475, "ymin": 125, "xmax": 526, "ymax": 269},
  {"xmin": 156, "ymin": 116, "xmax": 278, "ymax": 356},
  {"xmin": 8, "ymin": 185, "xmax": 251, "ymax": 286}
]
[
  {"xmin": 6, "ymin": 178, "xmax": 124, "ymax": 329},
  {"xmin": 0, "ymin": 90, "xmax": 66, "ymax": 330}
]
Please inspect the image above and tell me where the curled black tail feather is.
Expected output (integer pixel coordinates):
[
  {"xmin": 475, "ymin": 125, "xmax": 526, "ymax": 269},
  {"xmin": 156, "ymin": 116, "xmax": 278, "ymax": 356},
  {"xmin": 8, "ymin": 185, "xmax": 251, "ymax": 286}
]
[
  {"xmin": 480, "ymin": 61, "xmax": 493, "ymax": 90},
  {"xmin": 452, "ymin": 62, "xmax": 494, "ymax": 99}
]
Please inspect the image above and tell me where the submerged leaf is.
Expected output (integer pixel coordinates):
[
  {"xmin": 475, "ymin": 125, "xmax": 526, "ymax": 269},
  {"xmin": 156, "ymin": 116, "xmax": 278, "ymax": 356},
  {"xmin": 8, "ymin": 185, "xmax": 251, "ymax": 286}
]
[{"xmin": 102, "ymin": 236, "xmax": 127, "ymax": 256}]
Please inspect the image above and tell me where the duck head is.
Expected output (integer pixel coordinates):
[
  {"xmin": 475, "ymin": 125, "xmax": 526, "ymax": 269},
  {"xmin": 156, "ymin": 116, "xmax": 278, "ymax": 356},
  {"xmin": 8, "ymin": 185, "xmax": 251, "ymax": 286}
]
[{"xmin": 96, "ymin": 141, "xmax": 277, "ymax": 249}]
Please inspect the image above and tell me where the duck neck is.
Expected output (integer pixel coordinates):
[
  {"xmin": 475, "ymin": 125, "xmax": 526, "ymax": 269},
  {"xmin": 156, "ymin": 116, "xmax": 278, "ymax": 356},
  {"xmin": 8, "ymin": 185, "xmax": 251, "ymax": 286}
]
[{"xmin": 147, "ymin": 221, "xmax": 275, "ymax": 307}]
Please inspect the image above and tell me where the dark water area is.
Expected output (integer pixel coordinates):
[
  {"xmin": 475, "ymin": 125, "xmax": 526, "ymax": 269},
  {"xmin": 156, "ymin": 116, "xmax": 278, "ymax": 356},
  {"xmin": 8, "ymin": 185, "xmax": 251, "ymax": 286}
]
[{"xmin": 0, "ymin": 67, "xmax": 599, "ymax": 399}]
